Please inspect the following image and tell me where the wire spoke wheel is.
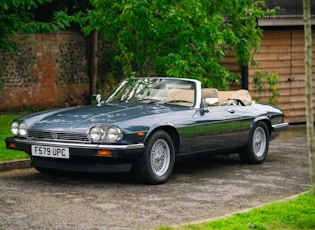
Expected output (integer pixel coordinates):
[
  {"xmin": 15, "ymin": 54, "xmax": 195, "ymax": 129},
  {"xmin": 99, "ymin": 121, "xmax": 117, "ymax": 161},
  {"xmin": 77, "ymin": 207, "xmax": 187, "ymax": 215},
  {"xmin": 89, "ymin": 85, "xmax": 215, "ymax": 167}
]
[
  {"xmin": 239, "ymin": 122, "xmax": 269, "ymax": 164},
  {"xmin": 252, "ymin": 127, "xmax": 267, "ymax": 157},
  {"xmin": 150, "ymin": 139, "xmax": 171, "ymax": 176},
  {"xmin": 134, "ymin": 130, "xmax": 175, "ymax": 184}
]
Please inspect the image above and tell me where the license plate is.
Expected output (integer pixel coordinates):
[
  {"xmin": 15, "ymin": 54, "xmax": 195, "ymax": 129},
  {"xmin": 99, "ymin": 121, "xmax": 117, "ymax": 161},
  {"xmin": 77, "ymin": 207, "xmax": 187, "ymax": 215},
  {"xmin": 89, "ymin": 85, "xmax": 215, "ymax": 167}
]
[{"xmin": 31, "ymin": 145, "xmax": 69, "ymax": 159}]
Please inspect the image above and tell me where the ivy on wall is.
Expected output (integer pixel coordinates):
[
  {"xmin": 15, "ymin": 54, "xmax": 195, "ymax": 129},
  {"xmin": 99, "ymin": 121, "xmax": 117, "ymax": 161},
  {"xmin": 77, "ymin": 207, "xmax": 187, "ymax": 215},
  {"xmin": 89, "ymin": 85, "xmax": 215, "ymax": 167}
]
[{"xmin": 253, "ymin": 71, "xmax": 280, "ymax": 105}]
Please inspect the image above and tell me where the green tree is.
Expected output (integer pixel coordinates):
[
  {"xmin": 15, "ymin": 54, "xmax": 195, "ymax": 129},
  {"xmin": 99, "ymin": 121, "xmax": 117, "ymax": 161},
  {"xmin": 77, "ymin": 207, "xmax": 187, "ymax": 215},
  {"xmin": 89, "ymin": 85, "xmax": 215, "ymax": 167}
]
[
  {"xmin": 0, "ymin": 0, "xmax": 69, "ymax": 51},
  {"xmin": 303, "ymin": 0, "xmax": 315, "ymax": 195},
  {"xmin": 31, "ymin": 0, "xmax": 99, "ymax": 99},
  {"xmin": 70, "ymin": 0, "xmax": 121, "ymax": 96},
  {"xmin": 71, "ymin": 0, "xmax": 276, "ymax": 89}
]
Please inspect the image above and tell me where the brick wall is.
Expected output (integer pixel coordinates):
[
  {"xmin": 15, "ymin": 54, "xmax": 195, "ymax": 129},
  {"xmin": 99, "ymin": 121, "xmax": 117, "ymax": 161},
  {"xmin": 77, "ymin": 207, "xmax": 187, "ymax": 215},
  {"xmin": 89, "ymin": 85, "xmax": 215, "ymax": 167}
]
[{"xmin": 0, "ymin": 31, "xmax": 89, "ymax": 109}]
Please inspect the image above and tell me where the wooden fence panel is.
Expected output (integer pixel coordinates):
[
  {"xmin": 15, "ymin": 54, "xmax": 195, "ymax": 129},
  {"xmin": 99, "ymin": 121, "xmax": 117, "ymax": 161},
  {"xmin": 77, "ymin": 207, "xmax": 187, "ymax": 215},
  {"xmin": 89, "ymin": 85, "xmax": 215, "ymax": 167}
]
[{"xmin": 249, "ymin": 29, "xmax": 315, "ymax": 123}]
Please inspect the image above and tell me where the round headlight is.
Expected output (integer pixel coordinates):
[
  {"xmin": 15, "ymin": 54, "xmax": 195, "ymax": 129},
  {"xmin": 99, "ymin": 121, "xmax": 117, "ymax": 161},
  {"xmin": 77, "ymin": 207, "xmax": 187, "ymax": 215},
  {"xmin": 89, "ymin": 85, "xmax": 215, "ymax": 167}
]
[
  {"xmin": 11, "ymin": 122, "xmax": 19, "ymax": 135},
  {"xmin": 106, "ymin": 127, "xmax": 123, "ymax": 142},
  {"xmin": 89, "ymin": 126, "xmax": 105, "ymax": 141},
  {"xmin": 19, "ymin": 122, "xmax": 27, "ymax": 136}
]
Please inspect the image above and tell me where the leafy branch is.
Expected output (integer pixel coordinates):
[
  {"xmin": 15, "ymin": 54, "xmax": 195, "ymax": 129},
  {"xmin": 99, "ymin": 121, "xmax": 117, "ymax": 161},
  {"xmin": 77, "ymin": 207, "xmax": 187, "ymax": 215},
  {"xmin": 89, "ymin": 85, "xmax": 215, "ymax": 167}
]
[{"xmin": 253, "ymin": 71, "xmax": 280, "ymax": 105}]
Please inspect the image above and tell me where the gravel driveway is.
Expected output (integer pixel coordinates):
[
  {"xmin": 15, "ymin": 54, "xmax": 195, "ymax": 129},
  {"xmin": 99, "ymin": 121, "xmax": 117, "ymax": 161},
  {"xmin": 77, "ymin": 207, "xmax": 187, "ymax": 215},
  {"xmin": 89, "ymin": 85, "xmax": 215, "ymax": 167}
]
[{"xmin": 0, "ymin": 125, "xmax": 311, "ymax": 229}]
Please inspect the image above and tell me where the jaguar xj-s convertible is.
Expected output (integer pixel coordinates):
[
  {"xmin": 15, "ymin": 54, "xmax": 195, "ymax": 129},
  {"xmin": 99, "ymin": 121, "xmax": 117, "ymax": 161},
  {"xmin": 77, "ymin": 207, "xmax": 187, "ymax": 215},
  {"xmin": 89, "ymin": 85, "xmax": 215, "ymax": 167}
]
[{"xmin": 6, "ymin": 77, "xmax": 289, "ymax": 184}]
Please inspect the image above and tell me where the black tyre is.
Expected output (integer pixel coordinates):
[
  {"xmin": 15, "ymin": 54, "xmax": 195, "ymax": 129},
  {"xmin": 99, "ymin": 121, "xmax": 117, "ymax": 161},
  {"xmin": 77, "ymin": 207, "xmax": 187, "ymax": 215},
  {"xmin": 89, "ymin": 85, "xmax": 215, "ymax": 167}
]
[
  {"xmin": 134, "ymin": 130, "xmax": 175, "ymax": 185},
  {"xmin": 239, "ymin": 121, "xmax": 269, "ymax": 164}
]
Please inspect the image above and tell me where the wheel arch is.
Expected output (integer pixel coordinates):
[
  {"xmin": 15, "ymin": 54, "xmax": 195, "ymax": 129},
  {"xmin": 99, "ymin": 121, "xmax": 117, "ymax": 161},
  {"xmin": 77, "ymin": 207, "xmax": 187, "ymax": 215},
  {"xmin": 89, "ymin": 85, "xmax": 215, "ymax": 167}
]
[
  {"xmin": 144, "ymin": 125, "xmax": 180, "ymax": 155},
  {"xmin": 251, "ymin": 117, "xmax": 272, "ymax": 138}
]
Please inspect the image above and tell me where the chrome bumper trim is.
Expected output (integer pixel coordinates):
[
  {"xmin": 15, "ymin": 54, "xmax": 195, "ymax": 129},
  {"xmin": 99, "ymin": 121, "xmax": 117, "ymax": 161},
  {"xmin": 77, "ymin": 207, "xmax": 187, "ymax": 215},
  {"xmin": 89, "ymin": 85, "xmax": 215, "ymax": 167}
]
[
  {"xmin": 11, "ymin": 138, "xmax": 144, "ymax": 150},
  {"xmin": 272, "ymin": 122, "xmax": 289, "ymax": 132}
]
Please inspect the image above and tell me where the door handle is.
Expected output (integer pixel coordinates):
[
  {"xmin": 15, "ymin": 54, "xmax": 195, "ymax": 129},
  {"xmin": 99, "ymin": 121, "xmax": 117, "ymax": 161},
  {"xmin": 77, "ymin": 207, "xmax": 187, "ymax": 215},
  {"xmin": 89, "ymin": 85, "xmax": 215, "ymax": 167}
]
[{"xmin": 228, "ymin": 108, "xmax": 235, "ymax": 113}]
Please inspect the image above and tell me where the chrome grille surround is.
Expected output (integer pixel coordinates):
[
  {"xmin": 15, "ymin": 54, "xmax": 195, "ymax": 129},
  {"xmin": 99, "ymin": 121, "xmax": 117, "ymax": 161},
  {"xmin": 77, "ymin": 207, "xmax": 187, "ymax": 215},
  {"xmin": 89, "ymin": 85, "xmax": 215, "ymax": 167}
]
[{"xmin": 27, "ymin": 130, "xmax": 91, "ymax": 143}]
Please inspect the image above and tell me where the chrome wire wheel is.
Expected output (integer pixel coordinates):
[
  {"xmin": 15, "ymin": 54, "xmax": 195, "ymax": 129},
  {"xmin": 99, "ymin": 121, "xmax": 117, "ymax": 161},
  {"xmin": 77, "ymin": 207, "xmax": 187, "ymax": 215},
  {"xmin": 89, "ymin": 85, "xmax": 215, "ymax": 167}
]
[
  {"xmin": 150, "ymin": 139, "xmax": 171, "ymax": 176},
  {"xmin": 252, "ymin": 126, "xmax": 267, "ymax": 157},
  {"xmin": 239, "ymin": 121, "xmax": 269, "ymax": 164},
  {"xmin": 134, "ymin": 130, "xmax": 175, "ymax": 184}
]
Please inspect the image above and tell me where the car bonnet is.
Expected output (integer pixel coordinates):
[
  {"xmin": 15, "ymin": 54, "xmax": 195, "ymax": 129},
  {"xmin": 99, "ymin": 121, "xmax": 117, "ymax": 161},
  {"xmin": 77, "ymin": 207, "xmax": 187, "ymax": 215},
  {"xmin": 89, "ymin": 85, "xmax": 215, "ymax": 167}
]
[{"xmin": 26, "ymin": 103, "xmax": 186, "ymax": 133}]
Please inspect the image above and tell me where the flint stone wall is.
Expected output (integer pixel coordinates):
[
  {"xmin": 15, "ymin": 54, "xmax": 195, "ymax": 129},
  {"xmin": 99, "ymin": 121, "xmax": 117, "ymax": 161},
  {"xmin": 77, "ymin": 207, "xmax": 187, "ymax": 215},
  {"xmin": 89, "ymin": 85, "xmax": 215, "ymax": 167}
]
[{"xmin": 0, "ymin": 31, "xmax": 89, "ymax": 109}]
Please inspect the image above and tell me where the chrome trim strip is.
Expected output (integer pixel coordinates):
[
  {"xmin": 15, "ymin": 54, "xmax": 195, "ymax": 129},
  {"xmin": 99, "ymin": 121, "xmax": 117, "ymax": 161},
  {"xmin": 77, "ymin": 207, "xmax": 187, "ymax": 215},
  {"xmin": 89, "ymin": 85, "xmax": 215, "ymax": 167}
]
[{"xmin": 13, "ymin": 138, "xmax": 144, "ymax": 150}]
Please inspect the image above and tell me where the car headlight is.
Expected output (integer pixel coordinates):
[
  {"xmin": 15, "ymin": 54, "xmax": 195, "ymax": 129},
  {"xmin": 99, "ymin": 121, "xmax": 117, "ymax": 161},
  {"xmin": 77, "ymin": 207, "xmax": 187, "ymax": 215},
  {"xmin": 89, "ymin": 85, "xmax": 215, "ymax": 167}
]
[
  {"xmin": 11, "ymin": 121, "xmax": 27, "ymax": 137},
  {"xmin": 89, "ymin": 126, "xmax": 105, "ymax": 141},
  {"xmin": 11, "ymin": 122, "xmax": 19, "ymax": 135},
  {"xmin": 106, "ymin": 127, "xmax": 123, "ymax": 142},
  {"xmin": 19, "ymin": 122, "xmax": 27, "ymax": 136},
  {"xmin": 87, "ymin": 125, "xmax": 123, "ymax": 143}
]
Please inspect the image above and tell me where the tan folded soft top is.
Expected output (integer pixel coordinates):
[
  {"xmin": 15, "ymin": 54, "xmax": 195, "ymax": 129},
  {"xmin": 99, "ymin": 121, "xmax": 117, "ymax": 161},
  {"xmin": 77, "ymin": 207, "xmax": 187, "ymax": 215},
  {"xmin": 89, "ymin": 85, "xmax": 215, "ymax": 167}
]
[
  {"xmin": 202, "ymin": 88, "xmax": 252, "ymax": 106},
  {"xmin": 142, "ymin": 87, "xmax": 252, "ymax": 106}
]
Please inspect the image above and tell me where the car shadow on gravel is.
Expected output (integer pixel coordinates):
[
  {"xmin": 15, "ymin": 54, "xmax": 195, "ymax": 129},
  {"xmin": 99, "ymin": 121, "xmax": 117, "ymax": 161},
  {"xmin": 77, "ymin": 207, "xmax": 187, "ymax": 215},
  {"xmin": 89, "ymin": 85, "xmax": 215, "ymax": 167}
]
[
  {"xmin": 173, "ymin": 154, "xmax": 242, "ymax": 173},
  {"xmin": 3, "ymin": 154, "xmax": 244, "ymax": 186}
]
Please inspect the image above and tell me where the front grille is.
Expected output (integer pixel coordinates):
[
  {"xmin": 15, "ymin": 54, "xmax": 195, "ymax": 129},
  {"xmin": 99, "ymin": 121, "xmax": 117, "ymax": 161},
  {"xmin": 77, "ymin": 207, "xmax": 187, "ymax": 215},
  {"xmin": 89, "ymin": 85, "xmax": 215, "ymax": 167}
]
[{"xmin": 27, "ymin": 130, "xmax": 90, "ymax": 143}]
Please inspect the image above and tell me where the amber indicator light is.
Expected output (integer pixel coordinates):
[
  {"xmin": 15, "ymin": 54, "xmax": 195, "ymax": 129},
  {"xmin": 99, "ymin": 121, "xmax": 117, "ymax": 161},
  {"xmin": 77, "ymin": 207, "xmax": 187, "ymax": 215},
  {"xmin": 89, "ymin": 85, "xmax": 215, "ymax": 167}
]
[
  {"xmin": 8, "ymin": 143, "xmax": 16, "ymax": 149},
  {"xmin": 97, "ymin": 150, "xmax": 112, "ymax": 157}
]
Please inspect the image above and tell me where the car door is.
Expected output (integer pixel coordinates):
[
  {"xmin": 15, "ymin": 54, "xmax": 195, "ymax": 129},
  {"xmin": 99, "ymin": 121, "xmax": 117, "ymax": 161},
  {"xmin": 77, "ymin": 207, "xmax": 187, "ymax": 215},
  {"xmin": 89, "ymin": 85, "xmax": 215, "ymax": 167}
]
[{"xmin": 192, "ymin": 105, "xmax": 241, "ymax": 152}]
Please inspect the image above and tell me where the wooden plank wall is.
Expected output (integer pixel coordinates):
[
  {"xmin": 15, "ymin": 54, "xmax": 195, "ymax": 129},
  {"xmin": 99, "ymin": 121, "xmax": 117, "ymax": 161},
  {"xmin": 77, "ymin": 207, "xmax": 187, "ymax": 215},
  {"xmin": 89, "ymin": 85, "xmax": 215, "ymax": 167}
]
[
  {"xmin": 220, "ymin": 54, "xmax": 242, "ymax": 90},
  {"xmin": 248, "ymin": 29, "xmax": 315, "ymax": 123}
]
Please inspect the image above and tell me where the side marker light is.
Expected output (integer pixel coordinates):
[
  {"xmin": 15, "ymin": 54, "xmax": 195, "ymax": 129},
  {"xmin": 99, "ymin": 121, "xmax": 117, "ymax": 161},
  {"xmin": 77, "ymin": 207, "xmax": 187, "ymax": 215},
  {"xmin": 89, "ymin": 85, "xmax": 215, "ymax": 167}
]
[
  {"xmin": 8, "ymin": 143, "xmax": 16, "ymax": 149},
  {"xmin": 97, "ymin": 150, "xmax": 112, "ymax": 157}
]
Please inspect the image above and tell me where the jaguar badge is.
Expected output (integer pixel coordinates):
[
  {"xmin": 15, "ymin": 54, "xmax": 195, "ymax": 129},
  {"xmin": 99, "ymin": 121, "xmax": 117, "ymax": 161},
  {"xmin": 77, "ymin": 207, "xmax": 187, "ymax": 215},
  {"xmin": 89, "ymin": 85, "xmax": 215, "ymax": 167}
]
[{"xmin": 51, "ymin": 132, "xmax": 58, "ymax": 139}]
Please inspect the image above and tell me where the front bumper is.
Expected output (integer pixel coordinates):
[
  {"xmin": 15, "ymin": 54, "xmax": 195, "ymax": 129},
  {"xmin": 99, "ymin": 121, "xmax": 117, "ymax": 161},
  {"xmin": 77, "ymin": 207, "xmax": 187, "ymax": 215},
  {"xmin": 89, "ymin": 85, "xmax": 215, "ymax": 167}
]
[
  {"xmin": 5, "ymin": 137, "xmax": 145, "ymax": 173},
  {"xmin": 272, "ymin": 122, "xmax": 289, "ymax": 132},
  {"xmin": 270, "ymin": 122, "xmax": 289, "ymax": 141}
]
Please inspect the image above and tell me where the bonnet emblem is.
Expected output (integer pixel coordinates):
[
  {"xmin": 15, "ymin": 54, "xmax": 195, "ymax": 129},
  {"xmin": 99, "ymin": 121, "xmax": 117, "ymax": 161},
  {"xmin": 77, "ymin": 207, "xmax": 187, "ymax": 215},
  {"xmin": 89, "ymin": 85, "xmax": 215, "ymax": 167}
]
[{"xmin": 51, "ymin": 132, "xmax": 58, "ymax": 139}]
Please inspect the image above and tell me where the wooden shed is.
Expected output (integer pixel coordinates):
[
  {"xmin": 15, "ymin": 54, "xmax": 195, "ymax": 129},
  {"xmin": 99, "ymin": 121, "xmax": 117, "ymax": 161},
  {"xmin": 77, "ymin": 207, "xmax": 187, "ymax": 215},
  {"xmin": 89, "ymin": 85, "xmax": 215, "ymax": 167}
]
[{"xmin": 247, "ymin": 0, "xmax": 315, "ymax": 124}]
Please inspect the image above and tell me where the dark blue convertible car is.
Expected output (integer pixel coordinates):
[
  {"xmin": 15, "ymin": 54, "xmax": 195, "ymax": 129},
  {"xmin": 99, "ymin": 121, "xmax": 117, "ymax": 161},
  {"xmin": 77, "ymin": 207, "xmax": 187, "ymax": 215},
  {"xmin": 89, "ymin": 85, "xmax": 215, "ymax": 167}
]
[{"xmin": 6, "ymin": 77, "xmax": 288, "ymax": 184}]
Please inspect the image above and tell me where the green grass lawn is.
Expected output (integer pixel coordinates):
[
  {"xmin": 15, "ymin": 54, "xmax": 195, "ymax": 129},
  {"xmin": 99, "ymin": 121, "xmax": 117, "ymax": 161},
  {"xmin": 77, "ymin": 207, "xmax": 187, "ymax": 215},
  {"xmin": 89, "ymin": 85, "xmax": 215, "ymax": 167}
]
[
  {"xmin": 0, "ymin": 114, "xmax": 29, "ymax": 161},
  {"xmin": 159, "ymin": 190, "xmax": 315, "ymax": 230}
]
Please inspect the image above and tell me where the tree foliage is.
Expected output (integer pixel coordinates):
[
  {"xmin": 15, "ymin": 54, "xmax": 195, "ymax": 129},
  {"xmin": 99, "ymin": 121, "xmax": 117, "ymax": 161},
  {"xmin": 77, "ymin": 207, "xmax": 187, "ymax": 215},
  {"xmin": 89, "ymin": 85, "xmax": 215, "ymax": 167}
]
[
  {"xmin": 71, "ymin": 0, "xmax": 276, "ymax": 89},
  {"xmin": 0, "ymin": 0, "xmax": 69, "ymax": 51}
]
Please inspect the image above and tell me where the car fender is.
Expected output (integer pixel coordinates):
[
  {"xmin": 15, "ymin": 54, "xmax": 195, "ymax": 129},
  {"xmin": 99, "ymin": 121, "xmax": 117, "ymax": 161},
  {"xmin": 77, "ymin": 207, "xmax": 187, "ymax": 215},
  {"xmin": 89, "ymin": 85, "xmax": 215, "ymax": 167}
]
[
  {"xmin": 143, "ymin": 123, "xmax": 180, "ymax": 153},
  {"xmin": 250, "ymin": 116, "xmax": 272, "ymax": 135}
]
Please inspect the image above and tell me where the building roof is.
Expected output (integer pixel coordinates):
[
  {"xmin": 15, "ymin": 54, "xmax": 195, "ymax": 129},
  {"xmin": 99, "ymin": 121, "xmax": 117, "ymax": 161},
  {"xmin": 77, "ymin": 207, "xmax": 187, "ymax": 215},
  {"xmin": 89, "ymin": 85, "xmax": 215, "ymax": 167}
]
[
  {"xmin": 265, "ymin": 0, "xmax": 315, "ymax": 18},
  {"xmin": 259, "ymin": 0, "xmax": 315, "ymax": 27}
]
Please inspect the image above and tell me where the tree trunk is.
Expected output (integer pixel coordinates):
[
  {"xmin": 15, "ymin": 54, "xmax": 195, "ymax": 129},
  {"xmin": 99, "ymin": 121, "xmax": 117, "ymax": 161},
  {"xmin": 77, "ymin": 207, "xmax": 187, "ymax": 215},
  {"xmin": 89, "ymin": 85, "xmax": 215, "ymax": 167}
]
[
  {"xmin": 85, "ymin": 29, "xmax": 98, "ymax": 101},
  {"xmin": 303, "ymin": 0, "xmax": 315, "ymax": 195}
]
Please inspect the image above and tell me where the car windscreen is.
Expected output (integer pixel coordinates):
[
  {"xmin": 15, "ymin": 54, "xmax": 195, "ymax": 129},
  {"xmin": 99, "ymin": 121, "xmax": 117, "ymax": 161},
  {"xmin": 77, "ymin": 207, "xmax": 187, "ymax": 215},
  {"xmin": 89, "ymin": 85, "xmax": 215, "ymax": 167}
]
[{"xmin": 105, "ymin": 78, "xmax": 196, "ymax": 107}]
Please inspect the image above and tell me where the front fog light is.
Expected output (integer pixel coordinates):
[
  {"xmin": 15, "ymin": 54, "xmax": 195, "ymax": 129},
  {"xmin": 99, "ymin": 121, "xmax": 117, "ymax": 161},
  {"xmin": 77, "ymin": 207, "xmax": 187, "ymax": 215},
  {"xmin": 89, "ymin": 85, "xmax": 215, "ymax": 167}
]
[
  {"xmin": 11, "ymin": 122, "xmax": 19, "ymax": 135},
  {"xmin": 106, "ymin": 127, "xmax": 123, "ymax": 142},
  {"xmin": 19, "ymin": 122, "xmax": 27, "ymax": 136}
]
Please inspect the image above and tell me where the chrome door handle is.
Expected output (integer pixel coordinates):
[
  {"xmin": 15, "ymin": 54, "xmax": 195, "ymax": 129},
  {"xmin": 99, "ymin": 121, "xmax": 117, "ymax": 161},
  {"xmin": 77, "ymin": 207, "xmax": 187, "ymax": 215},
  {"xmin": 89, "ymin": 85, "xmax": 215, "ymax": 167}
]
[{"xmin": 228, "ymin": 108, "xmax": 235, "ymax": 113}]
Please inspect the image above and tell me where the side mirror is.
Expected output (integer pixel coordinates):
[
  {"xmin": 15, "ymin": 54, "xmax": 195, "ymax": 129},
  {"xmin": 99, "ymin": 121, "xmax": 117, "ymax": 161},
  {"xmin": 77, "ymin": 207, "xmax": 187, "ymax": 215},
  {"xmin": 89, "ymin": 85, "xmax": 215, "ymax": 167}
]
[
  {"xmin": 92, "ymin": 94, "xmax": 102, "ymax": 106},
  {"xmin": 201, "ymin": 99, "xmax": 209, "ymax": 114},
  {"xmin": 201, "ymin": 98, "xmax": 219, "ymax": 114}
]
